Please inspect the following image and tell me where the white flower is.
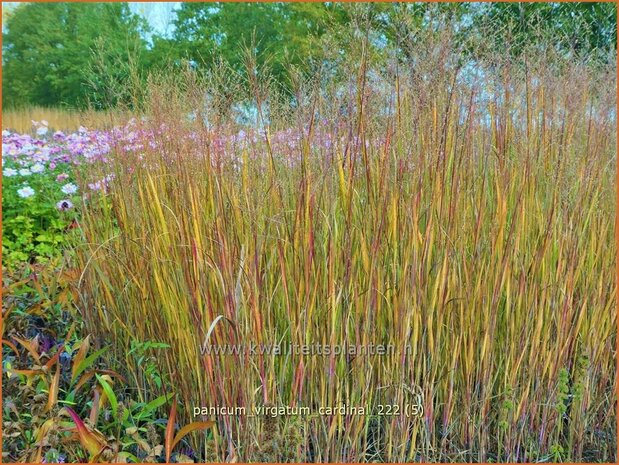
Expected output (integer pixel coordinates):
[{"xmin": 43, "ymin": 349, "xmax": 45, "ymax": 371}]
[
  {"xmin": 3, "ymin": 168, "xmax": 17, "ymax": 177},
  {"xmin": 56, "ymin": 199, "xmax": 74, "ymax": 211},
  {"xmin": 30, "ymin": 163, "xmax": 45, "ymax": 173},
  {"xmin": 2, "ymin": 130, "xmax": 10, "ymax": 137},
  {"xmin": 17, "ymin": 186, "xmax": 35, "ymax": 198},
  {"xmin": 61, "ymin": 183, "xmax": 78, "ymax": 195},
  {"xmin": 19, "ymin": 168, "xmax": 31, "ymax": 176},
  {"xmin": 36, "ymin": 126, "xmax": 49, "ymax": 136}
]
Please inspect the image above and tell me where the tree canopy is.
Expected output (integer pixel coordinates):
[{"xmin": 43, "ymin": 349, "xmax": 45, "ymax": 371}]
[
  {"xmin": 2, "ymin": 3, "xmax": 148, "ymax": 108},
  {"xmin": 2, "ymin": 2, "xmax": 616, "ymax": 109}
]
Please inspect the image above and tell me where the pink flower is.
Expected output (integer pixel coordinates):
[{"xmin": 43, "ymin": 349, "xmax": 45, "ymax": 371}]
[
  {"xmin": 56, "ymin": 173, "xmax": 69, "ymax": 182},
  {"xmin": 88, "ymin": 180, "xmax": 104, "ymax": 191}
]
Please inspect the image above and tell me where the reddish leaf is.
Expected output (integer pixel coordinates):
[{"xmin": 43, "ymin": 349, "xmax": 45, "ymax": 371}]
[
  {"xmin": 44, "ymin": 344, "xmax": 65, "ymax": 370},
  {"xmin": 165, "ymin": 398, "xmax": 177, "ymax": 463},
  {"xmin": 45, "ymin": 364, "xmax": 60, "ymax": 412},
  {"xmin": 2, "ymin": 339, "xmax": 19, "ymax": 356},
  {"xmin": 12, "ymin": 335, "xmax": 41, "ymax": 363},
  {"xmin": 171, "ymin": 421, "xmax": 215, "ymax": 453},
  {"xmin": 71, "ymin": 335, "xmax": 91, "ymax": 382},
  {"xmin": 63, "ymin": 407, "xmax": 107, "ymax": 459}
]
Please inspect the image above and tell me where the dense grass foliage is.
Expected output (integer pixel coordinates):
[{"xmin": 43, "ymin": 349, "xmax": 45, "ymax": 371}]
[{"xmin": 75, "ymin": 53, "xmax": 616, "ymax": 462}]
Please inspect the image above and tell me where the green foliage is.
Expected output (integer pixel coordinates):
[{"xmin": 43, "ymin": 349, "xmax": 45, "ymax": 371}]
[
  {"xmin": 2, "ymin": 3, "xmax": 148, "ymax": 109},
  {"xmin": 476, "ymin": 3, "xmax": 617, "ymax": 59},
  {"xmin": 163, "ymin": 2, "xmax": 342, "ymax": 89},
  {"xmin": 2, "ymin": 168, "xmax": 79, "ymax": 268},
  {"xmin": 127, "ymin": 340, "xmax": 171, "ymax": 390},
  {"xmin": 551, "ymin": 444, "xmax": 566, "ymax": 462}
]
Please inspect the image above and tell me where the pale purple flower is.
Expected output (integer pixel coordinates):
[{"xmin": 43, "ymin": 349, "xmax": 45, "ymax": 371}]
[
  {"xmin": 19, "ymin": 168, "xmax": 31, "ymax": 176},
  {"xmin": 88, "ymin": 180, "xmax": 104, "ymax": 191},
  {"xmin": 56, "ymin": 173, "xmax": 69, "ymax": 182},
  {"xmin": 3, "ymin": 168, "xmax": 17, "ymax": 177},
  {"xmin": 30, "ymin": 163, "xmax": 45, "ymax": 173},
  {"xmin": 17, "ymin": 186, "xmax": 35, "ymax": 198},
  {"xmin": 61, "ymin": 183, "xmax": 78, "ymax": 195}
]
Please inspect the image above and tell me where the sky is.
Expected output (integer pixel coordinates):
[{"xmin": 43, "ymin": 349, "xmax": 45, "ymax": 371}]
[{"xmin": 128, "ymin": 2, "xmax": 180, "ymax": 36}]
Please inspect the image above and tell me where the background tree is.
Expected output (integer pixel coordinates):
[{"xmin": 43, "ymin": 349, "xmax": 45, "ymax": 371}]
[
  {"xmin": 2, "ymin": 2, "xmax": 615, "ymax": 110},
  {"xmin": 2, "ymin": 2, "xmax": 148, "ymax": 109},
  {"xmin": 160, "ymin": 3, "xmax": 345, "ymax": 89},
  {"xmin": 474, "ymin": 2, "xmax": 616, "ymax": 60}
]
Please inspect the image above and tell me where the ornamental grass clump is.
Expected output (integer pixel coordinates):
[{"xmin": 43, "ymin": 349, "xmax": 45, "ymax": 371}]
[{"xmin": 75, "ymin": 43, "xmax": 616, "ymax": 462}]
